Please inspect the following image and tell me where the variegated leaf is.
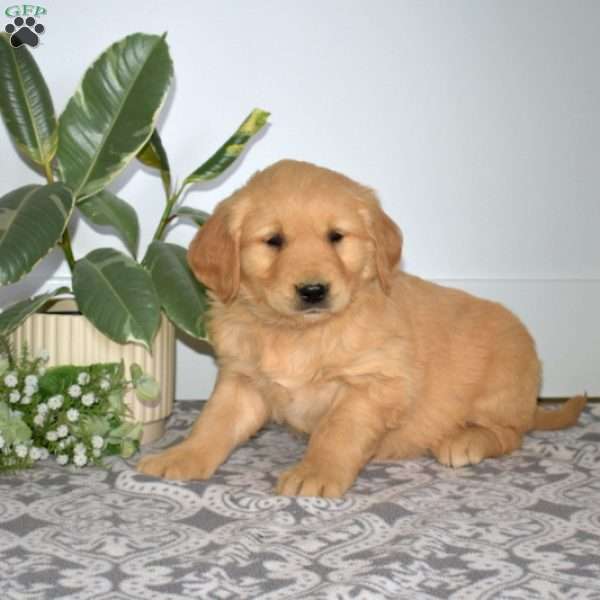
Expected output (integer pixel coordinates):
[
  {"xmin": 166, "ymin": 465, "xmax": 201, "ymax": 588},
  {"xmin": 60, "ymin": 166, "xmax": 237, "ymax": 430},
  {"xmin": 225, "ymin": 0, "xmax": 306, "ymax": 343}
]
[
  {"xmin": 0, "ymin": 287, "xmax": 70, "ymax": 336},
  {"xmin": 72, "ymin": 248, "xmax": 160, "ymax": 350},
  {"xmin": 0, "ymin": 184, "xmax": 74, "ymax": 285},
  {"xmin": 184, "ymin": 108, "xmax": 270, "ymax": 185},
  {"xmin": 0, "ymin": 33, "xmax": 57, "ymax": 166},
  {"xmin": 144, "ymin": 241, "xmax": 208, "ymax": 338},
  {"xmin": 137, "ymin": 129, "xmax": 171, "ymax": 193},
  {"xmin": 56, "ymin": 33, "xmax": 173, "ymax": 200},
  {"xmin": 78, "ymin": 190, "xmax": 140, "ymax": 258},
  {"xmin": 174, "ymin": 207, "xmax": 210, "ymax": 227}
]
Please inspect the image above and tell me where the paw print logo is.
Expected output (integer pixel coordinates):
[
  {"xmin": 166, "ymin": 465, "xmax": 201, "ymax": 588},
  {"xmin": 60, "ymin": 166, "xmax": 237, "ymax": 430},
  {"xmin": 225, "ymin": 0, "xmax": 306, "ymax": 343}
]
[{"xmin": 4, "ymin": 16, "xmax": 45, "ymax": 48}]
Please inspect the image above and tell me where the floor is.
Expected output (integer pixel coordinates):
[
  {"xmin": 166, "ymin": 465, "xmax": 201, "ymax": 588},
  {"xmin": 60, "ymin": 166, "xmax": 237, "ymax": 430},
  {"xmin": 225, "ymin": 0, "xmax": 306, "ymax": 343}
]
[{"xmin": 1, "ymin": 400, "xmax": 599, "ymax": 599}]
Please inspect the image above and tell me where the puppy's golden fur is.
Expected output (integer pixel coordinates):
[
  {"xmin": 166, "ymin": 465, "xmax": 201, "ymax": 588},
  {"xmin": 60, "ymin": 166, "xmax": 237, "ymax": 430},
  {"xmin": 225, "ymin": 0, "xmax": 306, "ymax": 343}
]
[{"xmin": 138, "ymin": 160, "xmax": 586, "ymax": 497}]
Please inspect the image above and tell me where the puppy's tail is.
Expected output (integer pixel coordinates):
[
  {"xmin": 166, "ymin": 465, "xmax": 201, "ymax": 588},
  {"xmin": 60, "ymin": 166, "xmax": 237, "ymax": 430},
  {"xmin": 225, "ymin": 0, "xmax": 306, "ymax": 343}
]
[{"xmin": 532, "ymin": 395, "xmax": 587, "ymax": 431}]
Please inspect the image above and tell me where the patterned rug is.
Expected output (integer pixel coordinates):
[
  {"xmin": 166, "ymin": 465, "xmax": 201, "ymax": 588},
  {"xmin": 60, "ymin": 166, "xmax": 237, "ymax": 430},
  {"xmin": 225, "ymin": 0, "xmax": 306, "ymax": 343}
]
[{"xmin": 1, "ymin": 401, "xmax": 599, "ymax": 599}]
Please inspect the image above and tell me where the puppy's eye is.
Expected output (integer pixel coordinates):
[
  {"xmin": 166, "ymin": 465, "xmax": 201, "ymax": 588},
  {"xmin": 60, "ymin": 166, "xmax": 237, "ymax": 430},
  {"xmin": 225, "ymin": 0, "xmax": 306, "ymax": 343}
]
[
  {"xmin": 328, "ymin": 230, "xmax": 344, "ymax": 244},
  {"xmin": 265, "ymin": 233, "xmax": 285, "ymax": 248}
]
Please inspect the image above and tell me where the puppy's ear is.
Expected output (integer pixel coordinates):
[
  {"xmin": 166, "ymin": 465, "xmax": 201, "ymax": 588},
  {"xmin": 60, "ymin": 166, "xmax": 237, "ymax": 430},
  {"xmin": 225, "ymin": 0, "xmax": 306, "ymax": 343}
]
[
  {"xmin": 360, "ymin": 201, "xmax": 402, "ymax": 294},
  {"xmin": 187, "ymin": 201, "xmax": 240, "ymax": 303}
]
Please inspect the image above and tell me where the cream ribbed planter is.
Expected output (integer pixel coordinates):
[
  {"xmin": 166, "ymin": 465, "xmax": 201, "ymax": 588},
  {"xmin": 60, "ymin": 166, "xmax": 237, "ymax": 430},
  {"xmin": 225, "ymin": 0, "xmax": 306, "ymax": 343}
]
[{"xmin": 9, "ymin": 299, "xmax": 174, "ymax": 445}]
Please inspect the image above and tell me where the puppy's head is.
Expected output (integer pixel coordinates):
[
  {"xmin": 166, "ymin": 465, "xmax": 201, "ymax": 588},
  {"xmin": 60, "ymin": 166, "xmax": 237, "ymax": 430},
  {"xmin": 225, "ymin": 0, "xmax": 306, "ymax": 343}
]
[{"xmin": 188, "ymin": 160, "xmax": 402, "ymax": 322}]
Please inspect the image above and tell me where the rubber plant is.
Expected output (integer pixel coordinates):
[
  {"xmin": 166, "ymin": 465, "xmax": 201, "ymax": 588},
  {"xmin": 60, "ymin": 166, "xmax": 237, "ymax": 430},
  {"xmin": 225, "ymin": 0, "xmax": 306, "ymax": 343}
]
[{"xmin": 0, "ymin": 32, "xmax": 269, "ymax": 348}]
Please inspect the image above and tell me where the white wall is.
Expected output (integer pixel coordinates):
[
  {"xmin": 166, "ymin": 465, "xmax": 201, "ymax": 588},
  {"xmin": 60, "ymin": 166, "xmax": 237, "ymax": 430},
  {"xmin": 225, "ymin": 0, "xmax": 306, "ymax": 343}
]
[{"xmin": 1, "ymin": 0, "xmax": 598, "ymax": 397}]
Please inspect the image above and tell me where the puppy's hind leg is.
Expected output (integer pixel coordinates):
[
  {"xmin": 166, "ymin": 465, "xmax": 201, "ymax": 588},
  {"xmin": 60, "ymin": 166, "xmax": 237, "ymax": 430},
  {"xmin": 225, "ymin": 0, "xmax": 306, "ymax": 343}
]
[{"xmin": 432, "ymin": 424, "xmax": 522, "ymax": 468}]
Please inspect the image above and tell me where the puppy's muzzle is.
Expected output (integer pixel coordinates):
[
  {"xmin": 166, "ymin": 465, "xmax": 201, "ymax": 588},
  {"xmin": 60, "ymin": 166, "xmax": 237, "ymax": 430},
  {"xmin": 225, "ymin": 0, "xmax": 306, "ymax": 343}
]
[{"xmin": 296, "ymin": 282, "xmax": 330, "ymax": 309}]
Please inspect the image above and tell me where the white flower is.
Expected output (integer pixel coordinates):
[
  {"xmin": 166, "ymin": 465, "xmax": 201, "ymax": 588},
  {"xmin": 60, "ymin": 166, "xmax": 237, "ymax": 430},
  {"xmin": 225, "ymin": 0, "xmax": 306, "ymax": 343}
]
[
  {"xmin": 20, "ymin": 395, "xmax": 31, "ymax": 405},
  {"xmin": 56, "ymin": 454, "xmax": 69, "ymax": 465},
  {"xmin": 92, "ymin": 448, "xmax": 102, "ymax": 458},
  {"xmin": 39, "ymin": 448, "xmax": 49, "ymax": 460},
  {"xmin": 46, "ymin": 430, "xmax": 58, "ymax": 442},
  {"xmin": 37, "ymin": 367, "xmax": 46, "ymax": 376},
  {"xmin": 56, "ymin": 425, "xmax": 69, "ymax": 438},
  {"xmin": 67, "ymin": 408, "xmax": 79, "ymax": 423},
  {"xmin": 91, "ymin": 435, "xmax": 104, "ymax": 450},
  {"xmin": 81, "ymin": 392, "xmax": 95, "ymax": 407},
  {"xmin": 29, "ymin": 447, "xmax": 42, "ymax": 461},
  {"xmin": 48, "ymin": 395, "xmax": 63, "ymax": 410},
  {"xmin": 68, "ymin": 385, "xmax": 82, "ymax": 398},
  {"xmin": 25, "ymin": 375, "xmax": 38, "ymax": 388},
  {"xmin": 38, "ymin": 349, "xmax": 50, "ymax": 362},
  {"xmin": 73, "ymin": 453, "xmax": 87, "ymax": 467},
  {"xmin": 9, "ymin": 391, "xmax": 20, "ymax": 403},
  {"xmin": 33, "ymin": 414, "xmax": 45, "ymax": 427},
  {"xmin": 74, "ymin": 443, "xmax": 86, "ymax": 455},
  {"xmin": 23, "ymin": 384, "xmax": 36, "ymax": 397},
  {"xmin": 57, "ymin": 440, "xmax": 67, "ymax": 450},
  {"xmin": 99, "ymin": 378, "xmax": 110, "ymax": 391},
  {"xmin": 77, "ymin": 372, "xmax": 90, "ymax": 386},
  {"xmin": 4, "ymin": 373, "xmax": 18, "ymax": 388},
  {"xmin": 0, "ymin": 434, "xmax": 4, "ymax": 449},
  {"xmin": 15, "ymin": 444, "xmax": 28, "ymax": 458},
  {"xmin": 37, "ymin": 402, "xmax": 48, "ymax": 415}
]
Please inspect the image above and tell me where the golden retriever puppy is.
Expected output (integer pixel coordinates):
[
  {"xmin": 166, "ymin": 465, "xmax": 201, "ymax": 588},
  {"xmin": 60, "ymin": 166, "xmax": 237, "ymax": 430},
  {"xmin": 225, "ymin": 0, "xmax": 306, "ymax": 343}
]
[{"xmin": 138, "ymin": 160, "xmax": 586, "ymax": 497}]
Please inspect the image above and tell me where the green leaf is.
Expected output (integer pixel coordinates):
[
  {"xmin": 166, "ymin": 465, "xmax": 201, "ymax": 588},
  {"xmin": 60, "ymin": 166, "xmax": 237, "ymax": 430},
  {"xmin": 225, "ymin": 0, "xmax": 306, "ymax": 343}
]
[
  {"xmin": 0, "ymin": 183, "xmax": 74, "ymax": 285},
  {"xmin": 72, "ymin": 248, "xmax": 160, "ymax": 350},
  {"xmin": 183, "ymin": 108, "xmax": 270, "ymax": 185},
  {"xmin": 80, "ymin": 414, "xmax": 111, "ymax": 437},
  {"xmin": 135, "ymin": 374, "xmax": 160, "ymax": 402},
  {"xmin": 89, "ymin": 362, "xmax": 122, "ymax": 382},
  {"xmin": 137, "ymin": 129, "xmax": 171, "ymax": 193},
  {"xmin": 129, "ymin": 362, "xmax": 143, "ymax": 384},
  {"xmin": 0, "ymin": 33, "xmax": 57, "ymax": 166},
  {"xmin": 56, "ymin": 33, "xmax": 173, "ymax": 200},
  {"xmin": 0, "ymin": 287, "xmax": 69, "ymax": 336},
  {"xmin": 108, "ymin": 389, "xmax": 125, "ymax": 413},
  {"xmin": 109, "ymin": 421, "xmax": 143, "ymax": 441},
  {"xmin": 143, "ymin": 241, "xmax": 208, "ymax": 338},
  {"xmin": 119, "ymin": 438, "xmax": 140, "ymax": 458},
  {"xmin": 174, "ymin": 207, "xmax": 210, "ymax": 227},
  {"xmin": 0, "ymin": 402, "xmax": 32, "ymax": 444},
  {"xmin": 39, "ymin": 365, "xmax": 80, "ymax": 395},
  {"xmin": 78, "ymin": 189, "xmax": 140, "ymax": 258},
  {"xmin": 0, "ymin": 401, "xmax": 10, "ymax": 422}
]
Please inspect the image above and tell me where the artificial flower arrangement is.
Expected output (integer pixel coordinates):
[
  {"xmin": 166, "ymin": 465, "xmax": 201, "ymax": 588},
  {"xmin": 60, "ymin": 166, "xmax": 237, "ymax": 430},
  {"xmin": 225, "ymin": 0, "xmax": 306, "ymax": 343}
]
[{"xmin": 0, "ymin": 338, "xmax": 159, "ymax": 472}]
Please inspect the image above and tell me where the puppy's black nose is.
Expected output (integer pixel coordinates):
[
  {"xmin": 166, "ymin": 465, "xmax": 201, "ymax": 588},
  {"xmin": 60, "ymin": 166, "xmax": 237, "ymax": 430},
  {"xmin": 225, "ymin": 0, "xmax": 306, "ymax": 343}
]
[{"xmin": 296, "ymin": 282, "xmax": 329, "ymax": 305}]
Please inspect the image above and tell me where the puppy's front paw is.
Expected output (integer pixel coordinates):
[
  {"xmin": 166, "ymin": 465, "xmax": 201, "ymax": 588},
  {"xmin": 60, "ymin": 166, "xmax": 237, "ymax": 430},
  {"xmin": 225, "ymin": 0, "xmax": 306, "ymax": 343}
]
[
  {"xmin": 276, "ymin": 461, "xmax": 351, "ymax": 497},
  {"xmin": 137, "ymin": 444, "xmax": 217, "ymax": 481}
]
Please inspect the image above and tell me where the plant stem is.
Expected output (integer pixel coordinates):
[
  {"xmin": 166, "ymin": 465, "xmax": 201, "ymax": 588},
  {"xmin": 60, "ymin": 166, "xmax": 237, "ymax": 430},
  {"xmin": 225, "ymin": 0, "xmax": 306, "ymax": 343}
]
[
  {"xmin": 0, "ymin": 336, "xmax": 14, "ymax": 368},
  {"xmin": 152, "ymin": 183, "xmax": 185, "ymax": 242},
  {"xmin": 60, "ymin": 231, "xmax": 76, "ymax": 271},
  {"xmin": 43, "ymin": 162, "xmax": 54, "ymax": 184},
  {"xmin": 43, "ymin": 162, "xmax": 76, "ymax": 272}
]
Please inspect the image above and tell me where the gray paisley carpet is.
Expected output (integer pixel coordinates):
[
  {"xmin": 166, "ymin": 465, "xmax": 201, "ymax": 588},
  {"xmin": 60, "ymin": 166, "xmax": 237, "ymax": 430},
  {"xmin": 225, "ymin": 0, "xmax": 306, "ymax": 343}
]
[{"xmin": 1, "ymin": 400, "xmax": 599, "ymax": 599}]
